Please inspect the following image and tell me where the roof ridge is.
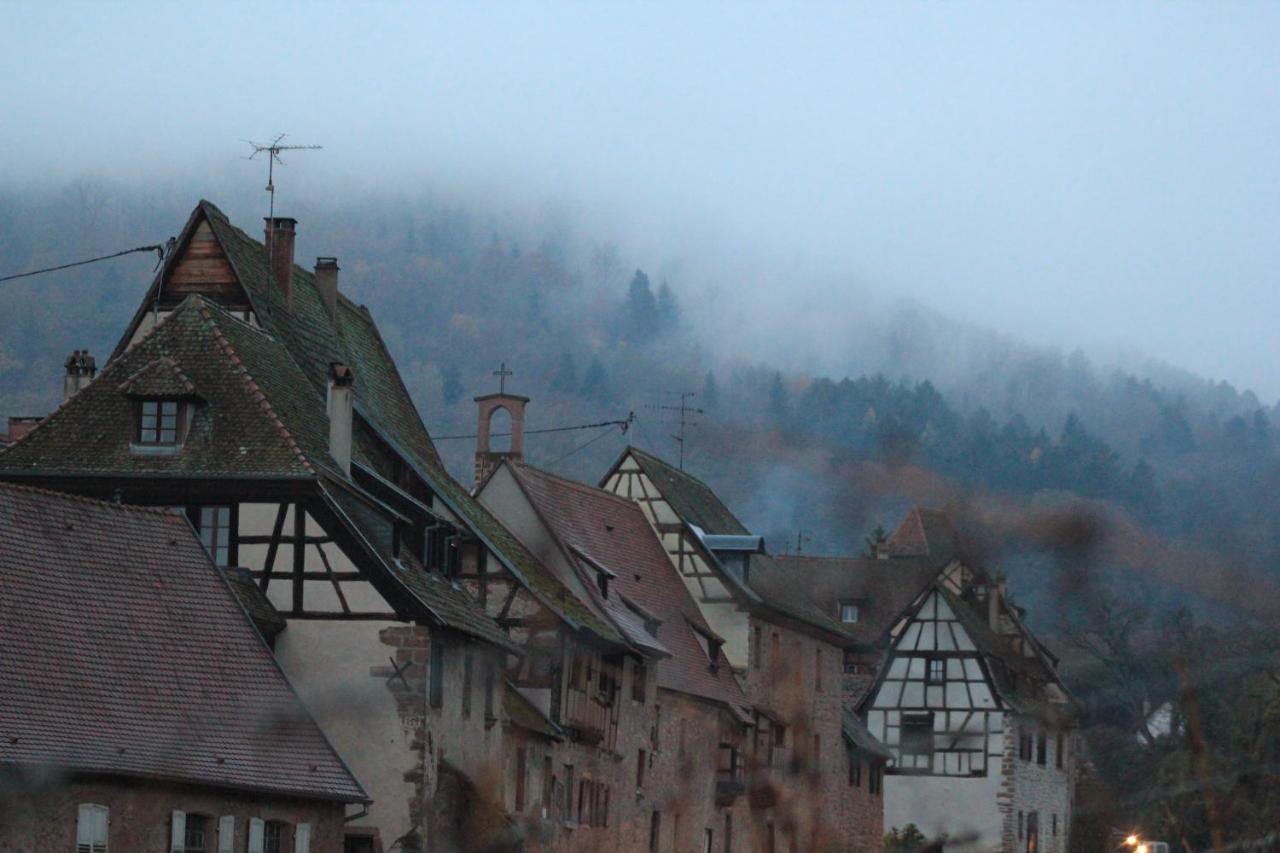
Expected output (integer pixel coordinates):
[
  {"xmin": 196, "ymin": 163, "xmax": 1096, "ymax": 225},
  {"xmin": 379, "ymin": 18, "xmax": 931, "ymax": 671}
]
[
  {"xmin": 517, "ymin": 462, "xmax": 640, "ymax": 509},
  {"xmin": 197, "ymin": 303, "xmax": 318, "ymax": 477},
  {"xmin": 0, "ymin": 480, "xmax": 186, "ymax": 517},
  {"xmin": 629, "ymin": 445, "xmax": 717, "ymax": 490}
]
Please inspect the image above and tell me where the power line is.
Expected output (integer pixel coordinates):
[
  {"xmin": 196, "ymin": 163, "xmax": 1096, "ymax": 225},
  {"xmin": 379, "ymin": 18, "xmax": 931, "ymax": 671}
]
[
  {"xmin": 546, "ymin": 422, "xmax": 627, "ymax": 467},
  {"xmin": 0, "ymin": 244, "xmax": 166, "ymax": 284},
  {"xmin": 433, "ymin": 414, "xmax": 634, "ymax": 441}
]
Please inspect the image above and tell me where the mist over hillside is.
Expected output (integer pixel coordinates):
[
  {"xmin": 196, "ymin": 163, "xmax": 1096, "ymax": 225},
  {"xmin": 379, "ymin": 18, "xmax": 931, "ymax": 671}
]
[{"xmin": 3, "ymin": 178, "xmax": 1279, "ymax": 615}]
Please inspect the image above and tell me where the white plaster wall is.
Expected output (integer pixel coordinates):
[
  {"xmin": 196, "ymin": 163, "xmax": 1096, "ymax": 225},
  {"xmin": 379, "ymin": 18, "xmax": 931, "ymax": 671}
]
[
  {"xmin": 273, "ymin": 620, "xmax": 414, "ymax": 841},
  {"xmin": 885, "ymin": 771, "xmax": 1002, "ymax": 851}
]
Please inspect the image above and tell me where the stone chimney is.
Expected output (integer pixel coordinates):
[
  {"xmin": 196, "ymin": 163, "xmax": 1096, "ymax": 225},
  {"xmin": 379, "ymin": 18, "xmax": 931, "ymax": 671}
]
[
  {"xmin": 63, "ymin": 350, "xmax": 96, "ymax": 400},
  {"xmin": 327, "ymin": 363, "xmax": 355, "ymax": 476},
  {"xmin": 314, "ymin": 257, "xmax": 339, "ymax": 321},
  {"xmin": 474, "ymin": 389, "xmax": 529, "ymax": 490},
  {"xmin": 4, "ymin": 416, "xmax": 41, "ymax": 444},
  {"xmin": 264, "ymin": 217, "xmax": 298, "ymax": 309}
]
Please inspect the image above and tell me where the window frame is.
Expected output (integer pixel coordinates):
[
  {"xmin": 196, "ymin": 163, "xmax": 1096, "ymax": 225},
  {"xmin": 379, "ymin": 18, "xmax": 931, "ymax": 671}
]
[
  {"xmin": 839, "ymin": 601, "xmax": 860, "ymax": 623},
  {"xmin": 926, "ymin": 657, "xmax": 946, "ymax": 685},
  {"xmin": 137, "ymin": 398, "xmax": 184, "ymax": 446},
  {"xmin": 194, "ymin": 505, "xmax": 236, "ymax": 567},
  {"xmin": 900, "ymin": 712, "xmax": 935, "ymax": 760},
  {"xmin": 76, "ymin": 802, "xmax": 109, "ymax": 853}
]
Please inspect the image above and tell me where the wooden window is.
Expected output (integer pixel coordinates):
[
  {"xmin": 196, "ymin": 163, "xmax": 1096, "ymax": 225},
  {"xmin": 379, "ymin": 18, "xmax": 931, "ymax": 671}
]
[
  {"xmin": 840, "ymin": 602, "xmax": 859, "ymax": 623},
  {"xmin": 723, "ymin": 814, "xmax": 732, "ymax": 853},
  {"xmin": 848, "ymin": 752, "xmax": 862, "ymax": 787},
  {"xmin": 577, "ymin": 779, "xmax": 587, "ymax": 825},
  {"xmin": 76, "ymin": 803, "xmax": 109, "ymax": 853},
  {"xmin": 1052, "ymin": 814, "xmax": 1058, "ymax": 837},
  {"xmin": 901, "ymin": 712, "xmax": 934, "ymax": 760},
  {"xmin": 138, "ymin": 400, "xmax": 181, "ymax": 445},
  {"xmin": 563, "ymin": 765, "xmax": 575, "ymax": 822},
  {"xmin": 217, "ymin": 816, "xmax": 234, "ymax": 853},
  {"xmin": 263, "ymin": 821, "xmax": 283, "ymax": 853},
  {"xmin": 1036, "ymin": 730, "xmax": 1047, "ymax": 766},
  {"xmin": 1026, "ymin": 812, "xmax": 1039, "ymax": 852},
  {"xmin": 1019, "ymin": 726, "xmax": 1033, "ymax": 761},
  {"xmin": 248, "ymin": 818, "xmax": 265, "ymax": 853},
  {"xmin": 1056, "ymin": 731, "xmax": 1065, "ymax": 769},
  {"xmin": 926, "ymin": 657, "xmax": 945, "ymax": 684},
  {"xmin": 175, "ymin": 813, "xmax": 207, "ymax": 852},
  {"xmin": 542, "ymin": 755, "xmax": 554, "ymax": 812},
  {"xmin": 649, "ymin": 811, "xmax": 661, "ymax": 852},
  {"xmin": 515, "ymin": 748, "xmax": 527, "ymax": 813},
  {"xmin": 429, "ymin": 642, "xmax": 444, "ymax": 709},
  {"xmin": 197, "ymin": 505, "xmax": 234, "ymax": 566},
  {"xmin": 869, "ymin": 764, "xmax": 883, "ymax": 795},
  {"xmin": 462, "ymin": 652, "xmax": 473, "ymax": 718},
  {"xmin": 771, "ymin": 723, "xmax": 786, "ymax": 768},
  {"xmin": 1017, "ymin": 811, "xmax": 1023, "ymax": 840},
  {"xmin": 293, "ymin": 823, "xmax": 311, "ymax": 853},
  {"xmin": 815, "ymin": 648, "xmax": 823, "ymax": 692},
  {"xmin": 704, "ymin": 828, "xmax": 714, "ymax": 853},
  {"xmin": 636, "ymin": 748, "xmax": 646, "ymax": 789},
  {"xmin": 843, "ymin": 650, "xmax": 861, "ymax": 674}
]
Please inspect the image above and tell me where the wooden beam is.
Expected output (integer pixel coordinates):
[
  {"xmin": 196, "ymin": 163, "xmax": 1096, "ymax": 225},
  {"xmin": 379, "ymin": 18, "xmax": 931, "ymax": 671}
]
[{"xmin": 259, "ymin": 503, "xmax": 288, "ymax": 593}]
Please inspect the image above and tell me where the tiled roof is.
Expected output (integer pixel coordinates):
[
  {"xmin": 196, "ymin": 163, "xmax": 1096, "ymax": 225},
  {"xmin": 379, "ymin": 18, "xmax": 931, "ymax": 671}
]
[
  {"xmin": 842, "ymin": 708, "xmax": 893, "ymax": 762},
  {"xmin": 504, "ymin": 684, "xmax": 563, "ymax": 741},
  {"xmin": 509, "ymin": 464, "xmax": 749, "ymax": 712},
  {"xmin": 622, "ymin": 447, "xmax": 750, "ymax": 535},
  {"xmin": 740, "ymin": 554, "xmax": 856, "ymax": 644},
  {"xmin": 0, "ymin": 483, "xmax": 366, "ymax": 802},
  {"xmin": 187, "ymin": 202, "xmax": 614, "ymax": 647},
  {"xmin": 888, "ymin": 506, "xmax": 958, "ymax": 564},
  {"xmin": 771, "ymin": 554, "xmax": 940, "ymax": 647},
  {"xmin": 221, "ymin": 566, "xmax": 287, "ymax": 641}
]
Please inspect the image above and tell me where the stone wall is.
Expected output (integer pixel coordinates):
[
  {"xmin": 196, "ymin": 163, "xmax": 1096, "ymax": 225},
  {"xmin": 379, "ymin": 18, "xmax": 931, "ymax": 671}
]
[{"xmin": 999, "ymin": 717, "xmax": 1074, "ymax": 853}]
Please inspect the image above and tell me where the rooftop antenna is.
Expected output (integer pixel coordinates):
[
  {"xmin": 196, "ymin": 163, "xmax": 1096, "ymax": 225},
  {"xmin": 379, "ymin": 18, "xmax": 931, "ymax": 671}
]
[
  {"xmin": 795, "ymin": 529, "xmax": 811, "ymax": 554},
  {"xmin": 245, "ymin": 134, "xmax": 322, "ymax": 295},
  {"xmin": 649, "ymin": 391, "xmax": 703, "ymax": 471}
]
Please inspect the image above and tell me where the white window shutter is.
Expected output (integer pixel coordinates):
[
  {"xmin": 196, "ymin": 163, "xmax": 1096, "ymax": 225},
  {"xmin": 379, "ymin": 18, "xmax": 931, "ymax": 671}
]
[
  {"xmin": 170, "ymin": 811, "xmax": 186, "ymax": 853},
  {"xmin": 218, "ymin": 815, "xmax": 235, "ymax": 853},
  {"xmin": 248, "ymin": 817, "xmax": 265, "ymax": 853},
  {"xmin": 293, "ymin": 822, "xmax": 311, "ymax": 853},
  {"xmin": 92, "ymin": 806, "xmax": 109, "ymax": 852},
  {"xmin": 76, "ymin": 804, "xmax": 94, "ymax": 848}
]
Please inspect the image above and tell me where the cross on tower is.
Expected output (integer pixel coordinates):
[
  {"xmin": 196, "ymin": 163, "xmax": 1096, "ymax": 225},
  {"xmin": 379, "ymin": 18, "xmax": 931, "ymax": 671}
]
[{"xmin": 492, "ymin": 362, "xmax": 514, "ymax": 394}]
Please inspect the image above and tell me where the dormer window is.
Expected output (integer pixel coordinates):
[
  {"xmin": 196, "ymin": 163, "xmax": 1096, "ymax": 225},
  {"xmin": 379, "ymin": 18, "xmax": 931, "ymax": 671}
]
[
  {"xmin": 597, "ymin": 570, "xmax": 610, "ymax": 599},
  {"xmin": 840, "ymin": 601, "xmax": 860, "ymax": 623},
  {"xmin": 138, "ymin": 399, "xmax": 181, "ymax": 445}
]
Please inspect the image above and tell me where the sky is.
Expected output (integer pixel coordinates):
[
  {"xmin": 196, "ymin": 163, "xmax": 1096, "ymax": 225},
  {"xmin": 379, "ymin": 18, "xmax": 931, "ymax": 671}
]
[{"xmin": 2, "ymin": 2, "xmax": 1278, "ymax": 396}]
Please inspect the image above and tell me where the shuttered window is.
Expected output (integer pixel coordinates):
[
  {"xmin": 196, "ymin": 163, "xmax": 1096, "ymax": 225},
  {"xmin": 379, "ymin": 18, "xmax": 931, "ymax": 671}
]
[
  {"xmin": 293, "ymin": 823, "xmax": 311, "ymax": 853},
  {"xmin": 217, "ymin": 816, "xmax": 234, "ymax": 853},
  {"xmin": 247, "ymin": 818, "xmax": 265, "ymax": 853},
  {"xmin": 76, "ymin": 803, "xmax": 108, "ymax": 853},
  {"xmin": 170, "ymin": 811, "xmax": 186, "ymax": 853}
]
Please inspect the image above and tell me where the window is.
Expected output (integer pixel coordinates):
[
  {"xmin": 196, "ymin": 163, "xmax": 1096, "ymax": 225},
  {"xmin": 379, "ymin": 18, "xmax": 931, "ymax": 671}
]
[
  {"xmin": 248, "ymin": 818, "xmax": 264, "ymax": 853},
  {"xmin": 461, "ymin": 652, "xmax": 473, "ymax": 718},
  {"xmin": 1019, "ymin": 726, "xmax": 1033, "ymax": 761},
  {"xmin": 1017, "ymin": 811, "xmax": 1023, "ymax": 840},
  {"xmin": 138, "ymin": 399, "xmax": 181, "ymax": 445},
  {"xmin": 636, "ymin": 749, "xmax": 646, "ymax": 789},
  {"xmin": 840, "ymin": 602, "xmax": 860, "ymax": 623},
  {"xmin": 429, "ymin": 642, "xmax": 444, "ymax": 708},
  {"xmin": 770, "ymin": 632, "xmax": 780, "ymax": 668},
  {"xmin": 577, "ymin": 779, "xmax": 588, "ymax": 825},
  {"xmin": 724, "ymin": 813, "xmax": 733, "ymax": 853},
  {"xmin": 869, "ymin": 764, "xmax": 883, "ymax": 795},
  {"xmin": 515, "ymin": 747, "xmax": 527, "ymax": 812},
  {"xmin": 815, "ymin": 648, "xmax": 823, "ymax": 692},
  {"xmin": 649, "ymin": 811, "xmax": 661, "ymax": 852},
  {"xmin": 176, "ymin": 814, "xmax": 207, "ymax": 852},
  {"xmin": 263, "ymin": 821, "xmax": 283, "ymax": 853},
  {"xmin": 632, "ymin": 658, "xmax": 647, "ymax": 702},
  {"xmin": 848, "ymin": 752, "xmax": 862, "ymax": 787},
  {"xmin": 197, "ymin": 506, "xmax": 233, "ymax": 567},
  {"xmin": 843, "ymin": 650, "xmax": 861, "ymax": 674},
  {"xmin": 926, "ymin": 657, "xmax": 945, "ymax": 684},
  {"xmin": 901, "ymin": 713, "xmax": 934, "ymax": 759},
  {"xmin": 1026, "ymin": 812, "xmax": 1039, "ymax": 853},
  {"xmin": 601, "ymin": 786, "xmax": 611, "ymax": 827},
  {"xmin": 542, "ymin": 755, "xmax": 554, "ymax": 812},
  {"xmin": 1052, "ymin": 813, "xmax": 1058, "ymax": 836},
  {"xmin": 1036, "ymin": 730, "xmax": 1047, "ymax": 766},
  {"xmin": 563, "ymin": 765, "xmax": 575, "ymax": 823},
  {"xmin": 76, "ymin": 803, "xmax": 109, "ymax": 853},
  {"xmin": 704, "ymin": 828, "xmax": 714, "ymax": 853},
  {"xmin": 217, "ymin": 816, "xmax": 234, "ymax": 853},
  {"xmin": 294, "ymin": 824, "xmax": 311, "ymax": 853},
  {"xmin": 772, "ymin": 723, "xmax": 786, "ymax": 768},
  {"xmin": 1056, "ymin": 731, "xmax": 1065, "ymax": 769}
]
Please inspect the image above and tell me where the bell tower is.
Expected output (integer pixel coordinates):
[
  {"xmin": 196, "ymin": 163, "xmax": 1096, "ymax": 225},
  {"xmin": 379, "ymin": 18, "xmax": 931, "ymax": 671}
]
[{"xmin": 474, "ymin": 362, "xmax": 529, "ymax": 489}]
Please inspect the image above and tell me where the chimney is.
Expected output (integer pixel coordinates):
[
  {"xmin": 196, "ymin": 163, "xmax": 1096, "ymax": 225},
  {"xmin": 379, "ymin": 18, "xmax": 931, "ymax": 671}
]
[
  {"xmin": 63, "ymin": 350, "xmax": 96, "ymax": 400},
  {"xmin": 4, "ymin": 416, "xmax": 41, "ymax": 444},
  {"xmin": 327, "ymin": 363, "xmax": 355, "ymax": 476},
  {"xmin": 314, "ymin": 257, "xmax": 339, "ymax": 321},
  {"xmin": 264, "ymin": 217, "xmax": 298, "ymax": 310}
]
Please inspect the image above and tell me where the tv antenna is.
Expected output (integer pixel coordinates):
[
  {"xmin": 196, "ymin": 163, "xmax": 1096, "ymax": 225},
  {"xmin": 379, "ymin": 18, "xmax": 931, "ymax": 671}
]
[
  {"xmin": 649, "ymin": 391, "xmax": 704, "ymax": 471},
  {"xmin": 245, "ymin": 134, "xmax": 321, "ymax": 297},
  {"xmin": 246, "ymin": 134, "xmax": 322, "ymax": 223}
]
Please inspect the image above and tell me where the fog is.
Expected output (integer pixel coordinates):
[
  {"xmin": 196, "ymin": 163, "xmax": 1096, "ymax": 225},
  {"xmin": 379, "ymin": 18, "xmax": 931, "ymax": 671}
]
[{"xmin": 2, "ymin": 2, "xmax": 1278, "ymax": 397}]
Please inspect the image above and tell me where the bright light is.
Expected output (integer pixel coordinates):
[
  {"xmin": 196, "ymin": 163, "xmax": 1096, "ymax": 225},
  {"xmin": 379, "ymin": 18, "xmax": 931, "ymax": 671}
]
[
  {"xmin": 1124, "ymin": 836, "xmax": 1140, "ymax": 847},
  {"xmin": 1137, "ymin": 845, "xmax": 1149, "ymax": 853}
]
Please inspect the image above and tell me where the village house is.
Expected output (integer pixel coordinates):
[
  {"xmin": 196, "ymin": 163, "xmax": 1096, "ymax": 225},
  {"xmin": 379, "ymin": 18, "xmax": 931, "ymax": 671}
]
[
  {"xmin": 780, "ymin": 509, "xmax": 1079, "ymax": 852},
  {"xmin": 476, "ymin": 456, "xmax": 754, "ymax": 852},
  {"xmin": 600, "ymin": 448, "xmax": 890, "ymax": 852},
  {"xmin": 0, "ymin": 481, "xmax": 367, "ymax": 852}
]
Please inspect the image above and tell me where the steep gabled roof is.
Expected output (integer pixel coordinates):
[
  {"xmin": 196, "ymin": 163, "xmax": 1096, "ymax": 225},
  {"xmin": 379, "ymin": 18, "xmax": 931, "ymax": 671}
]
[
  {"xmin": 770, "ymin": 554, "xmax": 941, "ymax": 646},
  {"xmin": 888, "ymin": 506, "xmax": 958, "ymax": 564},
  {"xmin": 0, "ymin": 482, "xmax": 366, "ymax": 802},
  {"xmin": 618, "ymin": 447, "xmax": 750, "ymax": 535},
  {"xmin": 509, "ymin": 463, "xmax": 749, "ymax": 712},
  {"xmin": 740, "ymin": 554, "xmax": 857, "ymax": 644}
]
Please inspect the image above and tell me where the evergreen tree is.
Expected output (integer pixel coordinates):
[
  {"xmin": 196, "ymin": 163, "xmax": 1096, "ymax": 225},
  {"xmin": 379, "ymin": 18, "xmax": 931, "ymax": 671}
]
[
  {"xmin": 702, "ymin": 371, "xmax": 720, "ymax": 411},
  {"xmin": 581, "ymin": 356, "xmax": 610, "ymax": 402},
  {"xmin": 624, "ymin": 269, "xmax": 658, "ymax": 341},
  {"xmin": 441, "ymin": 364, "xmax": 463, "ymax": 406},
  {"xmin": 656, "ymin": 280, "xmax": 679, "ymax": 332}
]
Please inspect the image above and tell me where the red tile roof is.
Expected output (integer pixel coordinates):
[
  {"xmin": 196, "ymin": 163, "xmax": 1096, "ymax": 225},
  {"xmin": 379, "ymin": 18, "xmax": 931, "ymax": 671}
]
[
  {"xmin": 888, "ymin": 506, "xmax": 957, "ymax": 563},
  {"xmin": 0, "ymin": 483, "xmax": 366, "ymax": 802},
  {"xmin": 508, "ymin": 464, "xmax": 748, "ymax": 712}
]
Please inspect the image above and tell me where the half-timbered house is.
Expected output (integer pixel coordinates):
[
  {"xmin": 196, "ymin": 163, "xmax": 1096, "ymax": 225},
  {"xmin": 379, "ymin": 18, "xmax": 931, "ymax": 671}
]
[
  {"xmin": 600, "ymin": 448, "xmax": 888, "ymax": 851},
  {"xmin": 0, "ymin": 482, "xmax": 367, "ymax": 853}
]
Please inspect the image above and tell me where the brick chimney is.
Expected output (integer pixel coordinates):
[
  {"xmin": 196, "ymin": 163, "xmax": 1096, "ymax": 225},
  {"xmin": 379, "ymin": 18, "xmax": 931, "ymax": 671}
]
[
  {"xmin": 63, "ymin": 350, "xmax": 96, "ymax": 400},
  {"xmin": 327, "ymin": 362, "xmax": 355, "ymax": 476},
  {"xmin": 264, "ymin": 217, "xmax": 297, "ymax": 309},
  {"xmin": 314, "ymin": 257, "xmax": 339, "ymax": 321}
]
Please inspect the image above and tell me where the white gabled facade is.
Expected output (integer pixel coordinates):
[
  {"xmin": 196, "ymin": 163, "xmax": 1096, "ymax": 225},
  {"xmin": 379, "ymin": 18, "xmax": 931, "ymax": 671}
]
[{"xmin": 864, "ymin": 568, "xmax": 1076, "ymax": 852}]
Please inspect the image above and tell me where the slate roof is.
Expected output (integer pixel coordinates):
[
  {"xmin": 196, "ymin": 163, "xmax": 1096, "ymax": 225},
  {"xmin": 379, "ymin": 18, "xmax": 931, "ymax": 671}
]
[
  {"xmin": 508, "ymin": 463, "xmax": 749, "ymax": 713},
  {"xmin": 0, "ymin": 483, "xmax": 366, "ymax": 802},
  {"xmin": 770, "ymin": 554, "xmax": 940, "ymax": 647},
  {"xmin": 619, "ymin": 447, "xmax": 750, "ymax": 535}
]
